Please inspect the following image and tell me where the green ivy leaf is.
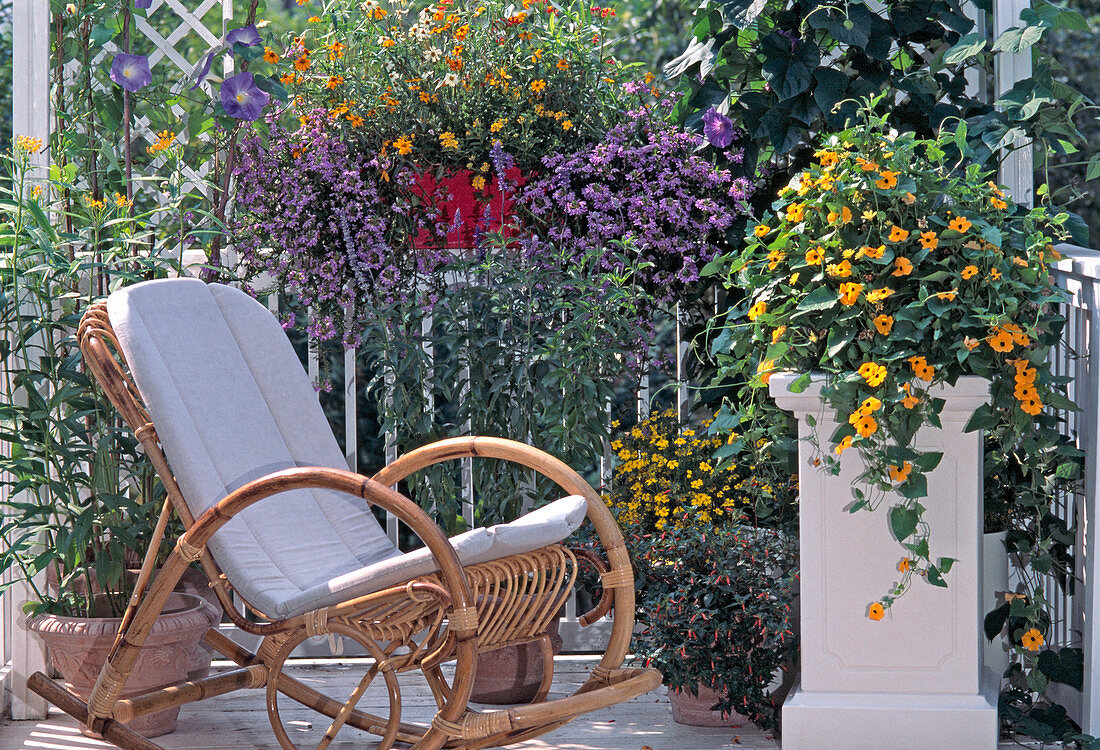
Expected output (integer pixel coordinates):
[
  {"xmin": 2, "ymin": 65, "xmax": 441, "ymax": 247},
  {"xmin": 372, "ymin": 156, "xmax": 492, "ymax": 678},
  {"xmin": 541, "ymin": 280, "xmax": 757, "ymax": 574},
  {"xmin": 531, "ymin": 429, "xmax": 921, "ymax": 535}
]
[
  {"xmin": 889, "ymin": 504, "xmax": 920, "ymax": 541},
  {"xmin": 943, "ymin": 33, "xmax": 987, "ymax": 65},
  {"xmin": 761, "ymin": 33, "xmax": 819, "ymax": 101}
]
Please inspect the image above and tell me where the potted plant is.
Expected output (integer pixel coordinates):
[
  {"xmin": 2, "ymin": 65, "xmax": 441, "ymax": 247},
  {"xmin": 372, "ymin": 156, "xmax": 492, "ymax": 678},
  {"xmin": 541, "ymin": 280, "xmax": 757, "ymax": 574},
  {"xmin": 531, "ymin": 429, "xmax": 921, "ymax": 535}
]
[
  {"xmin": 1, "ymin": 138, "xmax": 220, "ymax": 737},
  {"xmin": 602, "ymin": 409, "xmax": 798, "ymax": 730},
  {"xmin": 720, "ymin": 105, "xmax": 1075, "ymax": 747},
  {"xmin": 261, "ymin": 0, "xmax": 632, "ymax": 249}
]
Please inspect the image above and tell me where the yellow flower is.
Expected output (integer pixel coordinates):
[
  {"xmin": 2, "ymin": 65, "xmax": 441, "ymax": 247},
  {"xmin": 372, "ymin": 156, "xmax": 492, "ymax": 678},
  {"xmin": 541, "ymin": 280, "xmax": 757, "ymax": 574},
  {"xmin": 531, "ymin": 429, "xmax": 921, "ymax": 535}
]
[
  {"xmin": 754, "ymin": 224, "xmax": 771, "ymax": 237},
  {"xmin": 530, "ymin": 79, "xmax": 546, "ymax": 93},
  {"xmin": 835, "ymin": 435, "xmax": 853, "ymax": 455},
  {"xmin": 865, "ymin": 287, "xmax": 894, "ymax": 303},
  {"xmin": 873, "ymin": 314, "xmax": 894, "ymax": 335},
  {"xmin": 786, "ymin": 202, "xmax": 806, "ymax": 223},
  {"xmin": 892, "ymin": 257, "xmax": 913, "ymax": 276},
  {"xmin": 747, "ymin": 300, "xmax": 766, "ymax": 321},
  {"xmin": 490, "ymin": 119, "xmax": 506, "ymax": 133},
  {"xmin": 771, "ymin": 325, "xmax": 787, "ymax": 344},
  {"xmin": 862, "ymin": 210, "xmax": 877, "ymax": 221},
  {"xmin": 1021, "ymin": 628, "xmax": 1044, "ymax": 651},
  {"xmin": 948, "ymin": 215, "xmax": 972, "ymax": 233},
  {"xmin": 16, "ymin": 135, "xmax": 43, "ymax": 153},
  {"xmin": 471, "ymin": 174, "xmax": 487, "ymax": 190},
  {"xmin": 393, "ymin": 135, "xmax": 414, "ymax": 155},
  {"xmin": 868, "ymin": 602, "xmax": 886, "ymax": 621},
  {"xmin": 805, "ymin": 246, "xmax": 824, "ymax": 264},
  {"xmin": 562, "ymin": 120, "xmax": 573, "ymax": 131},
  {"xmin": 439, "ymin": 131, "xmax": 459, "ymax": 149}
]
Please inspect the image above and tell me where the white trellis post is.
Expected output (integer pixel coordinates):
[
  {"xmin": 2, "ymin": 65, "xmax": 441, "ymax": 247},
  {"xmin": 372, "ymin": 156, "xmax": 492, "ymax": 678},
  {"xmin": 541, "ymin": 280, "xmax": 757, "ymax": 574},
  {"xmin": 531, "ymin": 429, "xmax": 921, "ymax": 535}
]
[
  {"xmin": 993, "ymin": 0, "xmax": 1034, "ymax": 207},
  {"xmin": 7, "ymin": 0, "xmax": 52, "ymax": 722}
]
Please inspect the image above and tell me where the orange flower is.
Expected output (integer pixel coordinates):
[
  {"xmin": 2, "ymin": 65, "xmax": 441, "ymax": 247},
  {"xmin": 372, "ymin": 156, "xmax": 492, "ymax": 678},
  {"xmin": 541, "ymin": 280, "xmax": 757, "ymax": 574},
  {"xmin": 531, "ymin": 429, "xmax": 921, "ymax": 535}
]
[
  {"xmin": 806, "ymin": 246, "xmax": 824, "ymax": 264},
  {"xmin": 888, "ymin": 461, "xmax": 913, "ymax": 483},
  {"xmin": 874, "ymin": 171, "xmax": 897, "ymax": 189},
  {"xmin": 961, "ymin": 265, "xmax": 978, "ymax": 280},
  {"xmin": 827, "ymin": 206, "xmax": 852, "ymax": 224},
  {"xmin": 754, "ymin": 224, "xmax": 770, "ymax": 238},
  {"xmin": 757, "ymin": 359, "xmax": 776, "ymax": 385},
  {"xmin": 839, "ymin": 282, "xmax": 863, "ymax": 306},
  {"xmin": 868, "ymin": 602, "xmax": 885, "ymax": 621},
  {"xmin": 858, "ymin": 361, "xmax": 888, "ymax": 387},
  {"xmin": 898, "ymin": 558, "xmax": 912, "ymax": 573},
  {"xmin": 873, "ymin": 315, "xmax": 894, "ymax": 335},
  {"xmin": 866, "ymin": 287, "xmax": 894, "ymax": 303},
  {"xmin": 919, "ymin": 231, "xmax": 938, "ymax": 250},
  {"xmin": 948, "ymin": 216, "xmax": 972, "ymax": 233},
  {"xmin": 859, "ymin": 244, "xmax": 885, "ymax": 260},
  {"xmin": 987, "ymin": 326, "xmax": 1015, "ymax": 353},
  {"xmin": 1021, "ymin": 628, "xmax": 1044, "ymax": 651},
  {"xmin": 294, "ymin": 55, "xmax": 311, "ymax": 71},
  {"xmin": 263, "ymin": 47, "xmax": 280, "ymax": 64},
  {"xmin": 748, "ymin": 300, "xmax": 767, "ymax": 321},
  {"xmin": 989, "ymin": 268, "xmax": 1002, "ymax": 281},
  {"xmin": 888, "ymin": 225, "xmax": 909, "ymax": 242},
  {"xmin": 892, "ymin": 257, "xmax": 913, "ymax": 276},
  {"xmin": 835, "ymin": 435, "xmax": 853, "ymax": 455},
  {"xmin": 907, "ymin": 356, "xmax": 935, "ymax": 382},
  {"xmin": 556, "ymin": 59, "xmax": 569, "ymax": 70},
  {"xmin": 786, "ymin": 202, "xmax": 806, "ymax": 223},
  {"xmin": 901, "ymin": 382, "xmax": 920, "ymax": 409},
  {"xmin": 827, "ymin": 260, "xmax": 852, "ymax": 278},
  {"xmin": 771, "ymin": 325, "xmax": 786, "ymax": 344},
  {"xmin": 991, "ymin": 197, "xmax": 1008, "ymax": 210},
  {"xmin": 326, "ymin": 75, "xmax": 344, "ymax": 89},
  {"xmin": 767, "ymin": 249, "xmax": 786, "ymax": 271}
]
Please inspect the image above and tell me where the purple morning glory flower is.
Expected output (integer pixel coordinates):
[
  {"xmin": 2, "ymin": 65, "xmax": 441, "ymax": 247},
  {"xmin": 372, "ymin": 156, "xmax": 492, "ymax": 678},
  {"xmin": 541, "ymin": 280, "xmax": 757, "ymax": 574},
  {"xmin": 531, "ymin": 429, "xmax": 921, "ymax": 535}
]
[
  {"xmin": 226, "ymin": 24, "xmax": 261, "ymax": 47},
  {"xmin": 702, "ymin": 107, "xmax": 734, "ymax": 149},
  {"xmin": 110, "ymin": 53, "xmax": 152, "ymax": 92},
  {"xmin": 221, "ymin": 71, "xmax": 270, "ymax": 121},
  {"xmin": 134, "ymin": 0, "xmax": 152, "ymax": 8}
]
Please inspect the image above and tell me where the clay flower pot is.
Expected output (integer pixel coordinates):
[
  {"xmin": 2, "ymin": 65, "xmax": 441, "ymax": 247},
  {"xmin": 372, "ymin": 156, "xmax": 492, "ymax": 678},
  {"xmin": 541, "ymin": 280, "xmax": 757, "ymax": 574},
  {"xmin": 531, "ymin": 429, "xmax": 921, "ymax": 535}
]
[
  {"xmin": 668, "ymin": 684, "xmax": 743, "ymax": 727},
  {"xmin": 28, "ymin": 592, "xmax": 219, "ymax": 737},
  {"xmin": 470, "ymin": 616, "xmax": 563, "ymax": 705}
]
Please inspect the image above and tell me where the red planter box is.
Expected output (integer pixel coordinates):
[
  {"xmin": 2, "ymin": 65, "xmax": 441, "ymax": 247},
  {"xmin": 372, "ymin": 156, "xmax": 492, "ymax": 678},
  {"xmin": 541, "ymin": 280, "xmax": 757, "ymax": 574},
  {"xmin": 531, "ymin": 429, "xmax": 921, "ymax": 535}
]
[{"xmin": 411, "ymin": 167, "xmax": 525, "ymax": 249}]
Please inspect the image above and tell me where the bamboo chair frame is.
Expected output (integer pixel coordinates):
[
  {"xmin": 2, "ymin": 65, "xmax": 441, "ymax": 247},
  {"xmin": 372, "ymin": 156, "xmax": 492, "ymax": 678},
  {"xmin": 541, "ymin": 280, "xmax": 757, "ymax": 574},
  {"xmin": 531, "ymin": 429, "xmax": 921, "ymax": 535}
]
[{"xmin": 26, "ymin": 301, "xmax": 661, "ymax": 750}]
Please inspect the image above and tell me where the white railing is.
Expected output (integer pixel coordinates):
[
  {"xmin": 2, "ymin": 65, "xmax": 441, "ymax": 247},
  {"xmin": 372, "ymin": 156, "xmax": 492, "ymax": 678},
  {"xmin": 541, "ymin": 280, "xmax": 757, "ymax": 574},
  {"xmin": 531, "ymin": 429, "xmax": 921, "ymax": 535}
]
[{"xmin": 1047, "ymin": 244, "xmax": 1100, "ymax": 735}]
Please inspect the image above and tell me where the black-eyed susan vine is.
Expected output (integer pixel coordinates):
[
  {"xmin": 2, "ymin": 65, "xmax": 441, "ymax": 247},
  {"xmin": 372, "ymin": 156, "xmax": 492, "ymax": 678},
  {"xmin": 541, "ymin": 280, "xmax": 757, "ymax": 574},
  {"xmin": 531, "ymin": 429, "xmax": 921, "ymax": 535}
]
[{"xmin": 713, "ymin": 110, "xmax": 1080, "ymax": 625}]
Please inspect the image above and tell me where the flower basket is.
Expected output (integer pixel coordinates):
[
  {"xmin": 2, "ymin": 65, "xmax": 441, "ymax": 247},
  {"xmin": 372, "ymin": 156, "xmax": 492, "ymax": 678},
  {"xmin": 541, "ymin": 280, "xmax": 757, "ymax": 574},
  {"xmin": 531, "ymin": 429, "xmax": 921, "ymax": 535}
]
[
  {"xmin": 410, "ymin": 167, "xmax": 526, "ymax": 249},
  {"xmin": 771, "ymin": 372, "xmax": 998, "ymax": 749}
]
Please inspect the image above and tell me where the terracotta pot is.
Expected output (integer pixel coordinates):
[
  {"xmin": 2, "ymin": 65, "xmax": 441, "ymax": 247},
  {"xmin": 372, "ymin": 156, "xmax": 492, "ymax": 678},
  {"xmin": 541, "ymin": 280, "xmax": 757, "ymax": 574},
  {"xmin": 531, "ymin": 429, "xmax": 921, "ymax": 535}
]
[
  {"xmin": 411, "ymin": 167, "xmax": 526, "ymax": 249},
  {"xmin": 668, "ymin": 684, "xmax": 744, "ymax": 727},
  {"xmin": 28, "ymin": 592, "xmax": 219, "ymax": 737},
  {"xmin": 470, "ymin": 616, "xmax": 562, "ymax": 705},
  {"xmin": 45, "ymin": 565, "xmax": 222, "ymax": 681}
]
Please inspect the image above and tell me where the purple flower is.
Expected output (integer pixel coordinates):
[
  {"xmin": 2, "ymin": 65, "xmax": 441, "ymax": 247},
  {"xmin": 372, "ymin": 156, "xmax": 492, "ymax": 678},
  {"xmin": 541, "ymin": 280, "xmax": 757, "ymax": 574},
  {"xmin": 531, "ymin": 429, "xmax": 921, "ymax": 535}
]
[
  {"xmin": 110, "ymin": 53, "xmax": 152, "ymax": 92},
  {"xmin": 221, "ymin": 72, "xmax": 270, "ymax": 121},
  {"xmin": 226, "ymin": 24, "xmax": 261, "ymax": 47},
  {"xmin": 702, "ymin": 107, "xmax": 734, "ymax": 149},
  {"xmin": 134, "ymin": 0, "xmax": 152, "ymax": 8}
]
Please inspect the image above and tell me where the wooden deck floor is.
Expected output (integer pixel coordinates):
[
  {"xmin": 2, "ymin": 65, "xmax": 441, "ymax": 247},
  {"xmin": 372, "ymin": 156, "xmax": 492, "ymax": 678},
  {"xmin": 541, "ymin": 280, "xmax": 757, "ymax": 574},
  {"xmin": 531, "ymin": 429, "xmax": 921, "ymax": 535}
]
[{"xmin": 1, "ymin": 657, "xmax": 1034, "ymax": 749}]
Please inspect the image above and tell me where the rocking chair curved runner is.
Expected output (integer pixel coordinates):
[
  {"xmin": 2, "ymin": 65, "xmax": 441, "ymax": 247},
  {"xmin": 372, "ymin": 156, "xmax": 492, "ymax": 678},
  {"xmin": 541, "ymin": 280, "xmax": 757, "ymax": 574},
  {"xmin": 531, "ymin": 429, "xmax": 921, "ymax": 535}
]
[{"xmin": 27, "ymin": 278, "xmax": 660, "ymax": 750}]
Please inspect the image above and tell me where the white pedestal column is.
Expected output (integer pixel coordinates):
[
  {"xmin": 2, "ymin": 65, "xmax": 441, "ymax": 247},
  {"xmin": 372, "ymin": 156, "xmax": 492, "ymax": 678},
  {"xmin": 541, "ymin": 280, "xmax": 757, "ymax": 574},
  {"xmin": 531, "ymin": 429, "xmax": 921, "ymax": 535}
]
[{"xmin": 770, "ymin": 373, "xmax": 998, "ymax": 750}]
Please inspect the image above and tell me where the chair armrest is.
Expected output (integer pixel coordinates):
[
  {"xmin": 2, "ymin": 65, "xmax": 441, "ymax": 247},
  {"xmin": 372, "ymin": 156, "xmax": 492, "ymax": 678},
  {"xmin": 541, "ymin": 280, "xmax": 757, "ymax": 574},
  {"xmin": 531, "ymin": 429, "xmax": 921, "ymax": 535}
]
[
  {"xmin": 179, "ymin": 466, "xmax": 477, "ymax": 630},
  {"xmin": 372, "ymin": 436, "xmax": 636, "ymax": 672}
]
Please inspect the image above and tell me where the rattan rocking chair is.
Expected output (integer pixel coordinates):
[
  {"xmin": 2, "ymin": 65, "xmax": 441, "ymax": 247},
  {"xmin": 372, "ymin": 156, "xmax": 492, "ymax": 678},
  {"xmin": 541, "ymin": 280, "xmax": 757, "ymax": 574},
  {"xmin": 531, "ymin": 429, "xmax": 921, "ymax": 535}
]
[{"xmin": 27, "ymin": 278, "xmax": 660, "ymax": 750}]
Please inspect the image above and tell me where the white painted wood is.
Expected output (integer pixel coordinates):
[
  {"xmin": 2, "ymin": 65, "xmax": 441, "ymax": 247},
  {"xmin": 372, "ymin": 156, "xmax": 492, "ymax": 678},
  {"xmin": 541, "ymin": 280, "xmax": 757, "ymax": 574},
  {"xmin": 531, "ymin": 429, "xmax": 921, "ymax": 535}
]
[
  {"xmin": 993, "ymin": 0, "xmax": 1034, "ymax": 206},
  {"xmin": 1049, "ymin": 244, "xmax": 1100, "ymax": 734},
  {"xmin": 8, "ymin": 0, "xmax": 52, "ymax": 721},
  {"xmin": 772, "ymin": 374, "xmax": 998, "ymax": 749}
]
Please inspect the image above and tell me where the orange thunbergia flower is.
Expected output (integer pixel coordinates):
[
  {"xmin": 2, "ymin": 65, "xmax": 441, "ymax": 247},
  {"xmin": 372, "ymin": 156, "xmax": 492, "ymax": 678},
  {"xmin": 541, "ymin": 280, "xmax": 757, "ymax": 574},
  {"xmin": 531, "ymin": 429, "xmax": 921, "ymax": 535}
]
[
  {"xmin": 855, "ymin": 157, "xmax": 878, "ymax": 171},
  {"xmin": 892, "ymin": 257, "xmax": 913, "ymax": 276},
  {"xmin": 898, "ymin": 558, "xmax": 912, "ymax": 573},
  {"xmin": 827, "ymin": 260, "xmax": 852, "ymax": 278},
  {"xmin": 961, "ymin": 265, "xmax": 978, "ymax": 280},
  {"xmin": 835, "ymin": 435, "xmax": 853, "ymax": 455},
  {"xmin": 767, "ymin": 249, "xmax": 785, "ymax": 271},
  {"xmin": 888, "ymin": 225, "xmax": 909, "ymax": 242},
  {"xmin": 859, "ymin": 244, "xmax": 885, "ymax": 260},
  {"xmin": 851, "ymin": 412, "xmax": 878, "ymax": 437},
  {"xmin": 935, "ymin": 290, "xmax": 957, "ymax": 301},
  {"xmin": 991, "ymin": 196, "xmax": 1008, "ymax": 210},
  {"xmin": 757, "ymin": 359, "xmax": 776, "ymax": 385},
  {"xmin": 747, "ymin": 300, "xmax": 767, "ymax": 321},
  {"xmin": 817, "ymin": 150, "xmax": 840, "ymax": 168},
  {"xmin": 860, "ymin": 396, "xmax": 882, "ymax": 413},
  {"xmin": 987, "ymin": 325, "xmax": 1017, "ymax": 353},
  {"xmin": 839, "ymin": 282, "xmax": 863, "ymax": 306},
  {"xmin": 873, "ymin": 314, "xmax": 894, "ymax": 335},
  {"xmin": 901, "ymin": 382, "xmax": 920, "ymax": 409},
  {"xmin": 771, "ymin": 325, "xmax": 786, "ymax": 344},
  {"xmin": 868, "ymin": 602, "xmax": 885, "ymax": 621},
  {"xmin": 866, "ymin": 287, "xmax": 894, "ymax": 303},
  {"xmin": 989, "ymin": 268, "xmax": 1002, "ymax": 280},
  {"xmin": 919, "ymin": 230, "xmax": 938, "ymax": 250},
  {"xmin": 888, "ymin": 461, "xmax": 913, "ymax": 482},
  {"xmin": 902, "ymin": 192, "xmax": 916, "ymax": 204},
  {"xmin": 827, "ymin": 206, "xmax": 852, "ymax": 224},
  {"xmin": 1012, "ymin": 256, "xmax": 1028, "ymax": 267},
  {"xmin": 875, "ymin": 171, "xmax": 897, "ymax": 189},
  {"xmin": 908, "ymin": 355, "xmax": 935, "ymax": 382},
  {"xmin": 806, "ymin": 246, "xmax": 824, "ymax": 264},
  {"xmin": 858, "ymin": 361, "xmax": 888, "ymax": 387},
  {"xmin": 1021, "ymin": 628, "xmax": 1044, "ymax": 651},
  {"xmin": 754, "ymin": 224, "xmax": 770, "ymax": 237},
  {"xmin": 948, "ymin": 215, "xmax": 972, "ymax": 233},
  {"xmin": 786, "ymin": 202, "xmax": 806, "ymax": 222}
]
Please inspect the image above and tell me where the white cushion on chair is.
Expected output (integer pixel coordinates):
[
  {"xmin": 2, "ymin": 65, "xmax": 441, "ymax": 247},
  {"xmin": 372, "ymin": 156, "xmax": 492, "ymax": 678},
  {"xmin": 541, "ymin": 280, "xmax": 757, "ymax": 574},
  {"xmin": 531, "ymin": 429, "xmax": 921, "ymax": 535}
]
[{"xmin": 106, "ymin": 278, "xmax": 589, "ymax": 619}]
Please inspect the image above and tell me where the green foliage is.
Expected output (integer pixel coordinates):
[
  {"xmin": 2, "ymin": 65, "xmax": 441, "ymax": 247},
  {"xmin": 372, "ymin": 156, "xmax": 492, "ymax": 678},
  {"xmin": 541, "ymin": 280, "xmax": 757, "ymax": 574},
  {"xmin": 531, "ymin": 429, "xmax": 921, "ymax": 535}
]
[
  {"xmin": 627, "ymin": 522, "xmax": 798, "ymax": 730},
  {"xmin": 353, "ymin": 240, "xmax": 648, "ymax": 532},
  {"xmin": 0, "ymin": 143, "xmax": 182, "ymax": 618},
  {"xmin": 668, "ymin": 0, "xmax": 1095, "ymax": 231},
  {"xmin": 721, "ymin": 111, "xmax": 1076, "ymax": 612}
]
